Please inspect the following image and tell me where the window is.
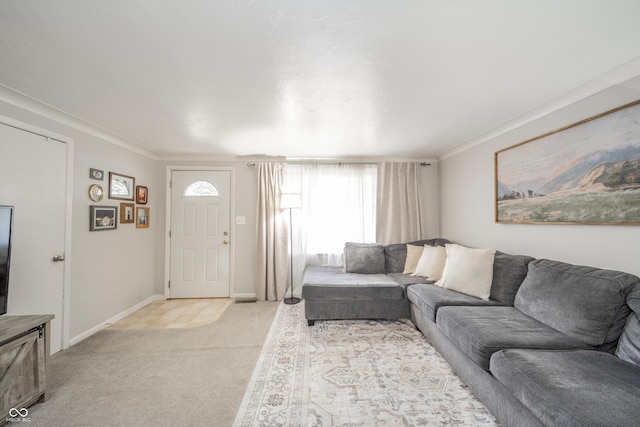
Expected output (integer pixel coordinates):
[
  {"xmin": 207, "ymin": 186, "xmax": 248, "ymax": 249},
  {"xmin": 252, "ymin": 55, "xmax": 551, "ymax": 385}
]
[
  {"xmin": 283, "ymin": 164, "xmax": 377, "ymax": 262},
  {"xmin": 183, "ymin": 181, "xmax": 219, "ymax": 197}
]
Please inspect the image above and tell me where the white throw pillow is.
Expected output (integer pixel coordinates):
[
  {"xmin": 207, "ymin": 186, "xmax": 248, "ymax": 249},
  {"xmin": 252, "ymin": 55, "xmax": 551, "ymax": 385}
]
[
  {"xmin": 412, "ymin": 245, "xmax": 447, "ymax": 281},
  {"xmin": 403, "ymin": 244, "xmax": 424, "ymax": 274},
  {"xmin": 436, "ymin": 244, "xmax": 496, "ymax": 300}
]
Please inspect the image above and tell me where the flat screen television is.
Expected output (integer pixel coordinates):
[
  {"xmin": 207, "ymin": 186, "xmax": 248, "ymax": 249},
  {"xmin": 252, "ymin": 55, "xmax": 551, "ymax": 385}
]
[{"xmin": 0, "ymin": 206, "xmax": 14, "ymax": 315}]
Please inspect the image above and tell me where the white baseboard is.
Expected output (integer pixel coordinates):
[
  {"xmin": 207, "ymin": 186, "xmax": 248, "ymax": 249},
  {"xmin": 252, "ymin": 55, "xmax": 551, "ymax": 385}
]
[
  {"xmin": 69, "ymin": 294, "xmax": 164, "ymax": 346},
  {"xmin": 233, "ymin": 292, "xmax": 257, "ymax": 300}
]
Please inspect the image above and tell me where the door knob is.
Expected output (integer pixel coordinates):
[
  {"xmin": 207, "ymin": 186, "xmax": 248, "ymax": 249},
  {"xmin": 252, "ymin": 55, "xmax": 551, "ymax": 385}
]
[
  {"xmin": 223, "ymin": 240, "xmax": 229, "ymax": 245},
  {"xmin": 52, "ymin": 254, "xmax": 65, "ymax": 262}
]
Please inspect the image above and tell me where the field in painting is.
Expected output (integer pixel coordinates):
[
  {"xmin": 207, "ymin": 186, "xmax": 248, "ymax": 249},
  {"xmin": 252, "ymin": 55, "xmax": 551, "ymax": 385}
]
[{"xmin": 497, "ymin": 188, "xmax": 640, "ymax": 224}]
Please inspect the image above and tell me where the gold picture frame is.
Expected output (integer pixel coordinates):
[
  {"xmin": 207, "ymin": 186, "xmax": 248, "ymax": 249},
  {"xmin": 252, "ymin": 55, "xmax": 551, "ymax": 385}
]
[
  {"xmin": 495, "ymin": 99, "xmax": 640, "ymax": 225},
  {"xmin": 120, "ymin": 203, "xmax": 135, "ymax": 224},
  {"xmin": 136, "ymin": 206, "xmax": 150, "ymax": 228}
]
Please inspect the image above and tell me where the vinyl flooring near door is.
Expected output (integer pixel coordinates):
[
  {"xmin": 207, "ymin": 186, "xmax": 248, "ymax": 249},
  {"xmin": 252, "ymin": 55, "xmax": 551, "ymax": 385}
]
[
  {"xmin": 169, "ymin": 170, "xmax": 231, "ymax": 298},
  {"xmin": 0, "ymin": 122, "xmax": 67, "ymax": 354}
]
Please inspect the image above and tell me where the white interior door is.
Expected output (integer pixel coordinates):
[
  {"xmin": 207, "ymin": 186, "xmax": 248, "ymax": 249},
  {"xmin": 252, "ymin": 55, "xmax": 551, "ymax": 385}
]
[
  {"xmin": 0, "ymin": 122, "xmax": 67, "ymax": 354},
  {"xmin": 169, "ymin": 170, "xmax": 230, "ymax": 298}
]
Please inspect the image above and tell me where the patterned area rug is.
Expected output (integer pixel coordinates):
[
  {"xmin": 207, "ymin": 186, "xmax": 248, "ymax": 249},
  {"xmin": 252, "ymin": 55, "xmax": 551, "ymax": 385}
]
[{"xmin": 234, "ymin": 303, "xmax": 498, "ymax": 426}]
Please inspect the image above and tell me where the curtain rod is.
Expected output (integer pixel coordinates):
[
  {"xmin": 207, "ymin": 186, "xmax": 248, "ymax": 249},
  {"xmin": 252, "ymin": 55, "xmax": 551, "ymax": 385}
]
[{"xmin": 246, "ymin": 162, "xmax": 431, "ymax": 167}]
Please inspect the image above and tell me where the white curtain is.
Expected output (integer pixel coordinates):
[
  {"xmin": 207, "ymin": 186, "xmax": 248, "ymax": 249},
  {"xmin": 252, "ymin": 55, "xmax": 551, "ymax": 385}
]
[
  {"xmin": 376, "ymin": 162, "xmax": 424, "ymax": 245},
  {"xmin": 255, "ymin": 162, "xmax": 289, "ymax": 301},
  {"xmin": 283, "ymin": 163, "xmax": 377, "ymax": 295}
]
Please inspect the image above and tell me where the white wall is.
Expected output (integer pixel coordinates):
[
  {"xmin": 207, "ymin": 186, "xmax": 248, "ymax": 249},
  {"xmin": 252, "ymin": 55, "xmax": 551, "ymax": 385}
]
[
  {"xmin": 439, "ymin": 75, "xmax": 640, "ymax": 277},
  {"xmin": 420, "ymin": 162, "xmax": 440, "ymax": 239},
  {"xmin": 0, "ymin": 96, "xmax": 157, "ymax": 340}
]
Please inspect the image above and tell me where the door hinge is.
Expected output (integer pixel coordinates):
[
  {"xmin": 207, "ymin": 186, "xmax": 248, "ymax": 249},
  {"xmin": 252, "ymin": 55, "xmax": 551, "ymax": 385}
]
[
  {"xmin": 168, "ymin": 280, "xmax": 171, "ymax": 289},
  {"xmin": 169, "ymin": 230, "xmax": 171, "ymax": 238},
  {"xmin": 38, "ymin": 324, "xmax": 44, "ymax": 339}
]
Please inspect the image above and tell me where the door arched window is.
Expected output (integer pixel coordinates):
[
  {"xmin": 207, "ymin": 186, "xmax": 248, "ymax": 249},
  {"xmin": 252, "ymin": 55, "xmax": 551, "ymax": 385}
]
[{"xmin": 183, "ymin": 181, "xmax": 219, "ymax": 197}]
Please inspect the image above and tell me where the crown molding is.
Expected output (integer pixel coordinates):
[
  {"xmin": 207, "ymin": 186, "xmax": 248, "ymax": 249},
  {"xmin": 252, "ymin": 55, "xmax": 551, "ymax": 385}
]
[
  {"xmin": 437, "ymin": 56, "xmax": 640, "ymax": 161},
  {"xmin": 0, "ymin": 85, "xmax": 158, "ymax": 160}
]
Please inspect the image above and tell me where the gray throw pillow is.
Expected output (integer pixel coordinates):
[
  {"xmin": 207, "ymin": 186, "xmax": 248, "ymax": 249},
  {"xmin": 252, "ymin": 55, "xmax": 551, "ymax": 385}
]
[{"xmin": 344, "ymin": 242, "xmax": 385, "ymax": 274}]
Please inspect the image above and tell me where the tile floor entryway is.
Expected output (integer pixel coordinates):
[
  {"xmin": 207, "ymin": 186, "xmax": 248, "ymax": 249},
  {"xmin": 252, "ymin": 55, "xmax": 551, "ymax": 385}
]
[{"xmin": 108, "ymin": 298, "xmax": 235, "ymax": 330}]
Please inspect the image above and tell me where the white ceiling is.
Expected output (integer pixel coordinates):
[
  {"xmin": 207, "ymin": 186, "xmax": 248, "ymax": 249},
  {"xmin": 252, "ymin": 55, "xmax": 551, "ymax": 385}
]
[{"xmin": 1, "ymin": 1, "xmax": 640, "ymax": 160}]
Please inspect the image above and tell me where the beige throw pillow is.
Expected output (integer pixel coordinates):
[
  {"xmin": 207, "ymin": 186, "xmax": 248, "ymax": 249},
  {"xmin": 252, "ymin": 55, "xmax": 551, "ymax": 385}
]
[
  {"xmin": 436, "ymin": 244, "xmax": 496, "ymax": 300},
  {"xmin": 403, "ymin": 244, "xmax": 424, "ymax": 274},
  {"xmin": 412, "ymin": 245, "xmax": 447, "ymax": 281}
]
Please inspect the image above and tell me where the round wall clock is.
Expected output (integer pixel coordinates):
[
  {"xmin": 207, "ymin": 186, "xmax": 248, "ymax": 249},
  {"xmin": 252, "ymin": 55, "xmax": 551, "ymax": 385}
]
[{"xmin": 89, "ymin": 184, "xmax": 104, "ymax": 202}]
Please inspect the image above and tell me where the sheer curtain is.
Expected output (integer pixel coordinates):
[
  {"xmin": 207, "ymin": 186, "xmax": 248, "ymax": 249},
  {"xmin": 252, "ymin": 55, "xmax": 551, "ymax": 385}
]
[
  {"xmin": 376, "ymin": 162, "xmax": 424, "ymax": 245},
  {"xmin": 283, "ymin": 163, "xmax": 377, "ymax": 296}
]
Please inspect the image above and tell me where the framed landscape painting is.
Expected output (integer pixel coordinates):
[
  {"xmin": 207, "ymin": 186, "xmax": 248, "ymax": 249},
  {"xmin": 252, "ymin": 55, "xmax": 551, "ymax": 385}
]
[{"xmin": 495, "ymin": 100, "xmax": 640, "ymax": 225}]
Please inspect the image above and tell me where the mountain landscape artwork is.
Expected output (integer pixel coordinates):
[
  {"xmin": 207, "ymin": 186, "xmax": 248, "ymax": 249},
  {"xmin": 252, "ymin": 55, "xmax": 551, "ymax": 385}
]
[{"xmin": 495, "ymin": 100, "xmax": 640, "ymax": 224}]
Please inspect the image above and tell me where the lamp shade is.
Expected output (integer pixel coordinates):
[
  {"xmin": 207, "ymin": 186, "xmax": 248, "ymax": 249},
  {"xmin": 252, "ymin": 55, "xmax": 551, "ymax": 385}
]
[{"xmin": 280, "ymin": 193, "xmax": 301, "ymax": 209}]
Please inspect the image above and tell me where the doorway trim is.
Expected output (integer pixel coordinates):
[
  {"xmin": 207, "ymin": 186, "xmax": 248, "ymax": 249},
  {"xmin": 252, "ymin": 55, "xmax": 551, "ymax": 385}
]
[
  {"xmin": 164, "ymin": 165, "xmax": 235, "ymax": 300},
  {"xmin": 0, "ymin": 114, "xmax": 74, "ymax": 352}
]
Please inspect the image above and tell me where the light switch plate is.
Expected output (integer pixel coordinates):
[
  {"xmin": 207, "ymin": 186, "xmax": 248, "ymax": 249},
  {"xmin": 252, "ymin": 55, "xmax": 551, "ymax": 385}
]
[{"xmin": 236, "ymin": 216, "xmax": 246, "ymax": 225}]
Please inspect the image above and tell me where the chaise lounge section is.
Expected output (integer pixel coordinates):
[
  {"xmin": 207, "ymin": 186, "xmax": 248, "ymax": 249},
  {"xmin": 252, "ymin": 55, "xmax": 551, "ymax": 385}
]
[{"xmin": 301, "ymin": 239, "xmax": 449, "ymax": 326}]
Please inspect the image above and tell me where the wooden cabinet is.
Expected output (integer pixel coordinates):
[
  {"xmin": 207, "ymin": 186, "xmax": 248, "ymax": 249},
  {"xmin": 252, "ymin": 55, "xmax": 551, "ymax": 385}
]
[{"xmin": 0, "ymin": 315, "xmax": 53, "ymax": 422}]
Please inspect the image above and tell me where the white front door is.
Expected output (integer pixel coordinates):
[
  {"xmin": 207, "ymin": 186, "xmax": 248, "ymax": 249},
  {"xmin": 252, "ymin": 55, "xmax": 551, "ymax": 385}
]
[
  {"xmin": 0, "ymin": 122, "xmax": 67, "ymax": 354},
  {"xmin": 169, "ymin": 170, "xmax": 230, "ymax": 298}
]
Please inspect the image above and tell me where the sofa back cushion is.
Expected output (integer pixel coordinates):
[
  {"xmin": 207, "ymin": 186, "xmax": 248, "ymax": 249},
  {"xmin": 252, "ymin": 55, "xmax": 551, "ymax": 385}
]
[
  {"xmin": 344, "ymin": 242, "xmax": 385, "ymax": 274},
  {"xmin": 515, "ymin": 259, "xmax": 640, "ymax": 351},
  {"xmin": 490, "ymin": 252, "xmax": 536, "ymax": 306},
  {"xmin": 616, "ymin": 289, "xmax": 640, "ymax": 367},
  {"xmin": 384, "ymin": 238, "xmax": 450, "ymax": 273}
]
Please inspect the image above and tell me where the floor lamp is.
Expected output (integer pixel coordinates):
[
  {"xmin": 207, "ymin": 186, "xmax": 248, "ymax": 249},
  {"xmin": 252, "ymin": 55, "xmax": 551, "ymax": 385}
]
[{"xmin": 281, "ymin": 193, "xmax": 301, "ymax": 305}]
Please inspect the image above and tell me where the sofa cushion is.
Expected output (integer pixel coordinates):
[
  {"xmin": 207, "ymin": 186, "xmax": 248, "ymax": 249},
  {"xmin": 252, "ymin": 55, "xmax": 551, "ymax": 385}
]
[
  {"xmin": 489, "ymin": 251, "xmax": 535, "ymax": 306},
  {"xmin": 383, "ymin": 238, "xmax": 450, "ymax": 273},
  {"xmin": 412, "ymin": 245, "xmax": 447, "ymax": 281},
  {"xmin": 343, "ymin": 242, "xmax": 385, "ymax": 274},
  {"xmin": 514, "ymin": 259, "xmax": 640, "ymax": 351},
  {"xmin": 616, "ymin": 290, "xmax": 640, "ymax": 366},
  {"xmin": 386, "ymin": 273, "xmax": 431, "ymax": 287},
  {"xmin": 302, "ymin": 266, "xmax": 404, "ymax": 301},
  {"xmin": 436, "ymin": 306, "xmax": 592, "ymax": 370},
  {"xmin": 436, "ymin": 244, "xmax": 496, "ymax": 300},
  {"xmin": 490, "ymin": 349, "xmax": 640, "ymax": 427},
  {"xmin": 408, "ymin": 284, "xmax": 501, "ymax": 322}
]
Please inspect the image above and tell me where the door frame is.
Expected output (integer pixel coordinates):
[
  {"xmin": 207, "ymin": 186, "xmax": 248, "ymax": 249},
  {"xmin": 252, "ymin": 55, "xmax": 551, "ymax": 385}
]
[
  {"xmin": 0, "ymin": 114, "xmax": 74, "ymax": 352},
  {"xmin": 164, "ymin": 166, "xmax": 235, "ymax": 300}
]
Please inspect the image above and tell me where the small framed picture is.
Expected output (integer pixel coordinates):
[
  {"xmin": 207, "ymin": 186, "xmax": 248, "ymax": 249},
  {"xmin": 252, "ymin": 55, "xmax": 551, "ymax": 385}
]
[
  {"xmin": 120, "ymin": 203, "xmax": 135, "ymax": 224},
  {"xmin": 109, "ymin": 172, "xmax": 135, "ymax": 201},
  {"xmin": 89, "ymin": 168, "xmax": 104, "ymax": 181},
  {"xmin": 136, "ymin": 185, "xmax": 148, "ymax": 204},
  {"xmin": 136, "ymin": 206, "xmax": 150, "ymax": 228},
  {"xmin": 90, "ymin": 205, "xmax": 117, "ymax": 231}
]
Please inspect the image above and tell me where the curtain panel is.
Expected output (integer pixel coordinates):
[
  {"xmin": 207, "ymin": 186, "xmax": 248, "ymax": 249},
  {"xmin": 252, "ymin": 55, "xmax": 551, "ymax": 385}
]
[
  {"xmin": 255, "ymin": 162, "xmax": 289, "ymax": 301},
  {"xmin": 376, "ymin": 162, "xmax": 424, "ymax": 245}
]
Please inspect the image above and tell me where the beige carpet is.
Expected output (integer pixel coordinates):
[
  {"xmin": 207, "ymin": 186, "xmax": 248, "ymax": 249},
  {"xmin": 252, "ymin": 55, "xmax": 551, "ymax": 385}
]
[
  {"xmin": 234, "ymin": 303, "xmax": 498, "ymax": 426},
  {"xmin": 26, "ymin": 301, "xmax": 279, "ymax": 427}
]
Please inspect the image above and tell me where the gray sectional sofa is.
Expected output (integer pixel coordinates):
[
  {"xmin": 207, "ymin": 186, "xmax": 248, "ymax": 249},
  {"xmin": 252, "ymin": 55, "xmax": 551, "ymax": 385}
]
[{"xmin": 301, "ymin": 239, "xmax": 640, "ymax": 427}]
